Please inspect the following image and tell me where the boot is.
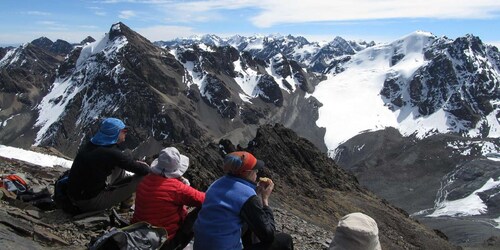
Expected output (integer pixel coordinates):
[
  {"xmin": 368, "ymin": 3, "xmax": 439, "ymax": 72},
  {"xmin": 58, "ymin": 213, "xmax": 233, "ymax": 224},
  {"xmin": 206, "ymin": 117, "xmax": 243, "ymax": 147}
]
[{"xmin": 119, "ymin": 193, "xmax": 135, "ymax": 213}]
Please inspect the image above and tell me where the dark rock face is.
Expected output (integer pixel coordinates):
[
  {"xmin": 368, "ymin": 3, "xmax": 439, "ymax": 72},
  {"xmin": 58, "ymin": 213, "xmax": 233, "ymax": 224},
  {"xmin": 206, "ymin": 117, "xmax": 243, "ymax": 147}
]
[
  {"xmin": 271, "ymin": 54, "xmax": 292, "ymax": 79},
  {"xmin": 256, "ymin": 74, "xmax": 283, "ymax": 106},
  {"xmin": 201, "ymin": 74, "xmax": 237, "ymax": 118},
  {"xmin": 439, "ymin": 159, "xmax": 500, "ymax": 210},
  {"xmin": 380, "ymin": 34, "xmax": 500, "ymax": 135},
  {"xmin": 202, "ymin": 46, "xmax": 239, "ymax": 77},
  {"xmin": 51, "ymin": 39, "xmax": 73, "ymax": 55},
  {"xmin": 0, "ymin": 43, "xmax": 63, "ymax": 149},
  {"xmin": 324, "ymin": 55, "xmax": 351, "ymax": 75}
]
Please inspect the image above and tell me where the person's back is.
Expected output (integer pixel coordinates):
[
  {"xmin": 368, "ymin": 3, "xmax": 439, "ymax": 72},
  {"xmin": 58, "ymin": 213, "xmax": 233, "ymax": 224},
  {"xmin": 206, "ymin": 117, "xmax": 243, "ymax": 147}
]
[
  {"xmin": 194, "ymin": 151, "xmax": 293, "ymax": 250},
  {"xmin": 68, "ymin": 142, "xmax": 133, "ymax": 200},
  {"xmin": 132, "ymin": 147, "xmax": 205, "ymax": 250},
  {"xmin": 194, "ymin": 175, "xmax": 257, "ymax": 249},
  {"xmin": 66, "ymin": 118, "xmax": 150, "ymax": 213}
]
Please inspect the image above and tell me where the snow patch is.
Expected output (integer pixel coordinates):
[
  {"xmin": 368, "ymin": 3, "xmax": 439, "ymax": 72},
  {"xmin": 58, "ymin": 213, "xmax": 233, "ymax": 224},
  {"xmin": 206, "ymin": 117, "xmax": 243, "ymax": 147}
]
[
  {"xmin": 0, "ymin": 145, "xmax": 73, "ymax": 168},
  {"xmin": 428, "ymin": 178, "xmax": 500, "ymax": 217}
]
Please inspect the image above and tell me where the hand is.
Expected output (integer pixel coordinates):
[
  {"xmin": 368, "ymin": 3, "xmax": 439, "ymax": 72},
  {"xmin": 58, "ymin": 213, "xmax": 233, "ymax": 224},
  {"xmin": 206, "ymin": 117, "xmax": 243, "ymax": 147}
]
[
  {"xmin": 257, "ymin": 178, "xmax": 274, "ymax": 206},
  {"xmin": 136, "ymin": 160, "xmax": 150, "ymax": 167},
  {"xmin": 179, "ymin": 176, "xmax": 190, "ymax": 186}
]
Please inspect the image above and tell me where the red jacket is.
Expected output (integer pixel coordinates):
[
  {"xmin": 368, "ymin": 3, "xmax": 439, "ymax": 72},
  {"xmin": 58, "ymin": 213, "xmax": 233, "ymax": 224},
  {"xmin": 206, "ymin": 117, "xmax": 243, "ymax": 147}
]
[{"xmin": 132, "ymin": 174, "xmax": 205, "ymax": 240}]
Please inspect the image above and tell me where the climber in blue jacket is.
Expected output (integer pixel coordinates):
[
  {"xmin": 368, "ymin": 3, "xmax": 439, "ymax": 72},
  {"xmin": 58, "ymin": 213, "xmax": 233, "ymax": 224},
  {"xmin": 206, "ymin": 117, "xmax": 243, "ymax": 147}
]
[{"xmin": 193, "ymin": 151, "xmax": 293, "ymax": 250}]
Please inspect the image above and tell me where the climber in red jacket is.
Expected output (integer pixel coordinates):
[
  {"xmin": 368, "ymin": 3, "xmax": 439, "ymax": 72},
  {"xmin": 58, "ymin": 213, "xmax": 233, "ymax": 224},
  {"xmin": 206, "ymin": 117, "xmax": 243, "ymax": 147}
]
[{"xmin": 132, "ymin": 147, "xmax": 205, "ymax": 250}]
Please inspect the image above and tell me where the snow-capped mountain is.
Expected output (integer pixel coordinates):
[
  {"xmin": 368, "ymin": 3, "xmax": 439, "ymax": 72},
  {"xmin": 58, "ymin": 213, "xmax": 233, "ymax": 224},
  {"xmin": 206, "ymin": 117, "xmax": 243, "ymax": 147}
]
[
  {"xmin": 157, "ymin": 34, "xmax": 373, "ymax": 73},
  {"xmin": 312, "ymin": 31, "xmax": 500, "ymax": 154},
  {"xmin": 1, "ymin": 23, "xmax": 498, "ymax": 159}
]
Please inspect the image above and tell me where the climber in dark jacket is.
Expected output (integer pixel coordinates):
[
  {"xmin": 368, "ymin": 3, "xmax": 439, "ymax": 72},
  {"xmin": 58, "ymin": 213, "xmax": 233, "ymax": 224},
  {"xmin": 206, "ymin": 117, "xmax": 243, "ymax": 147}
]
[
  {"xmin": 194, "ymin": 151, "xmax": 293, "ymax": 250},
  {"xmin": 67, "ymin": 118, "xmax": 150, "ymax": 213}
]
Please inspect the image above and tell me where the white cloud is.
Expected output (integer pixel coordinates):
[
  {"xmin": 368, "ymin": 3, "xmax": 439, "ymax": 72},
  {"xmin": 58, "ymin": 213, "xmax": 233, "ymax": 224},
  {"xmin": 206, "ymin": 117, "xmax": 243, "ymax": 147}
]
[
  {"xmin": 37, "ymin": 21, "xmax": 57, "ymax": 26},
  {"xmin": 119, "ymin": 10, "xmax": 137, "ymax": 19},
  {"xmin": 160, "ymin": 0, "xmax": 500, "ymax": 27},
  {"xmin": 89, "ymin": 7, "xmax": 107, "ymax": 16},
  {"xmin": 36, "ymin": 21, "xmax": 69, "ymax": 31},
  {"xmin": 249, "ymin": 0, "xmax": 500, "ymax": 27},
  {"xmin": 25, "ymin": 11, "xmax": 51, "ymax": 16},
  {"xmin": 137, "ymin": 25, "xmax": 198, "ymax": 42}
]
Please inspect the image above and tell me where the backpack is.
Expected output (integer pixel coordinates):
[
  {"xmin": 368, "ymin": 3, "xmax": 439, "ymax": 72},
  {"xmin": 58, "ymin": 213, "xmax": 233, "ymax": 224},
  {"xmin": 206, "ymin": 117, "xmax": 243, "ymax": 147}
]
[
  {"xmin": 0, "ymin": 174, "xmax": 29, "ymax": 194},
  {"xmin": 53, "ymin": 170, "xmax": 80, "ymax": 214},
  {"xmin": 89, "ymin": 221, "xmax": 167, "ymax": 250}
]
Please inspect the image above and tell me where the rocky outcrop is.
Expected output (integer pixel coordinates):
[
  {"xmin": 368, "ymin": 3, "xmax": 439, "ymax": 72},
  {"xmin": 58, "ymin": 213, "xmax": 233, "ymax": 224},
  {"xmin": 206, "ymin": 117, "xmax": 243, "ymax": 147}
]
[{"xmin": 80, "ymin": 36, "xmax": 96, "ymax": 45}]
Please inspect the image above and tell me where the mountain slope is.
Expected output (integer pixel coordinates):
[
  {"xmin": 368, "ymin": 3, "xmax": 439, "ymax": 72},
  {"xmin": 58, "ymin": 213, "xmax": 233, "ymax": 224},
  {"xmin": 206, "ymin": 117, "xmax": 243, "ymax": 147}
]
[
  {"xmin": 335, "ymin": 127, "xmax": 500, "ymax": 245},
  {"xmin": 34, "ymin": 23, "xmax": 208, "ymax": 157},
  {"xmin": 0, "ymin": 41, "xmax": 64, "ymax": 148},
  {"xmin": 24, "ymin": 23, "xmax": 328, "ymax": 157}
]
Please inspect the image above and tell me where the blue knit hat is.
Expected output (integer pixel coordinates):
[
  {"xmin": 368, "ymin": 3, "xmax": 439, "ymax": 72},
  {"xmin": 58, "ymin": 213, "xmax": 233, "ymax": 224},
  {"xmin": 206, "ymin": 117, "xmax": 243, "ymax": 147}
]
[{"xmin": 90, "ymin": 118, "xmax": 126, "ymax": 145}]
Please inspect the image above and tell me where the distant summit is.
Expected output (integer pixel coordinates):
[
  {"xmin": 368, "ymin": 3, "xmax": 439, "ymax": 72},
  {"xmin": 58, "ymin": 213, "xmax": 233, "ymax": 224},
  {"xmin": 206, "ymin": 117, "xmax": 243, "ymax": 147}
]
[
  {"xmin": 80, "ymin": 36, "xmax": 96, "ymax": 45},
  {"xmin": 31, "ymin": 37, "xmax": 73, "ymax": 55}
]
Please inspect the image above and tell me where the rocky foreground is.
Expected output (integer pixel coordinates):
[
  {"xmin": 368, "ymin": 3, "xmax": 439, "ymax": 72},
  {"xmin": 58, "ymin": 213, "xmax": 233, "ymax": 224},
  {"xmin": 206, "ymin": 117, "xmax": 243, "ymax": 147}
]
[
  {"xmin": 0, "ymin": 157, "xmax": 333, "ymax": 249},
  {"xmin": 0, "ymin": 124, "xmax": 468, "ymax": 249}
]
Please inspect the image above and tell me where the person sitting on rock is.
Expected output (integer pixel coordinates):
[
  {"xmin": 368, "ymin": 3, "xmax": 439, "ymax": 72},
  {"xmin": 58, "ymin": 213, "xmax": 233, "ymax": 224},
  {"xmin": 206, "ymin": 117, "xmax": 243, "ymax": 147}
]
[
  {"xmin": 132, "ymin": 147, "xmax": 205, "ymax": 250},
  {"xmin": 193, "ymin": 151, "xmax": 294, "ymax": 250},
  {"xmin": 67, "ymin": 117, "xmax": 150, "ymax": 214},
  {"xmin": 329, "ymin": 212, "xmax": 381, "ymax": 250}
]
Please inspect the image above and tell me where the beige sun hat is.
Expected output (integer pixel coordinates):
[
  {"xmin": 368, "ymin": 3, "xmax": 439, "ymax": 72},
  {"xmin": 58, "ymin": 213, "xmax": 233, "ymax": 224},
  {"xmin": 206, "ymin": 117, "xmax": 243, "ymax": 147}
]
[
  {"xmin": 329, "ymin": 212, "xmax": 381, "ymax": 250},
  {"xmin": 150, "ymin": 147, "xmax": 189, "ymax": 178}
]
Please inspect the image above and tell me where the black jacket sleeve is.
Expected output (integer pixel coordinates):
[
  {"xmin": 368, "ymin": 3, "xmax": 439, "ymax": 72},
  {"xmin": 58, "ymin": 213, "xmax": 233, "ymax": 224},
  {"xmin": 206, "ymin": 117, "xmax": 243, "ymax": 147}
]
[
  {"xmin": 240, "ymin": 195, "xmax": 275, "ymax": 244},
  {"xmin": 108, "ymin": 148, "xmax": 150, "ymax": 175}
]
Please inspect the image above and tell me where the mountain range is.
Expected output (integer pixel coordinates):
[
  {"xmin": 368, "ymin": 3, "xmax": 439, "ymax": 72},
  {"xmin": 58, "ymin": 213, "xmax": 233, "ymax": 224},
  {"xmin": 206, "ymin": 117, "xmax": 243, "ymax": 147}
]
[{"xmin": 1, "ymin": 22, "xmax": 499, "ymax": 247}]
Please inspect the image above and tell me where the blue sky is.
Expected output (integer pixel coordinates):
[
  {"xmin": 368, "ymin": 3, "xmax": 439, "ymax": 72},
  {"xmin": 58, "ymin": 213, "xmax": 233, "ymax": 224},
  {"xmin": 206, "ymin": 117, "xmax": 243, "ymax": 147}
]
[{"xmin": 1, "ymin": 0, "xmax": 500, "ymax": 47}]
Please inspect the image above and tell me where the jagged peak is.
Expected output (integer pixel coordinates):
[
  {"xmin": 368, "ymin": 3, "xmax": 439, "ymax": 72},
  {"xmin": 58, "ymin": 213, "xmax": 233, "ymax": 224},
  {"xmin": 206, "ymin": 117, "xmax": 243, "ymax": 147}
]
[
  {"xmin": 456, "ymin": 33, "xmax": 484, "ymax": 46},
  {"xmin": 80, "ymin": 36, "xmax": 96, "ymax": 45},
  {"xmin": 31, "ymin": 36, "xmax": 54, "ymax": 48},
  {"xmin": 32, "ymin": 36, "xmax": 53, "ymax": 43},
  {"xmin": 109, "ymin": 22, "xmax": 129, "ymax": 40}
]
